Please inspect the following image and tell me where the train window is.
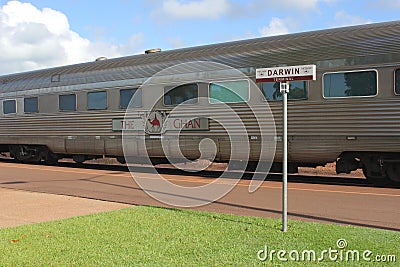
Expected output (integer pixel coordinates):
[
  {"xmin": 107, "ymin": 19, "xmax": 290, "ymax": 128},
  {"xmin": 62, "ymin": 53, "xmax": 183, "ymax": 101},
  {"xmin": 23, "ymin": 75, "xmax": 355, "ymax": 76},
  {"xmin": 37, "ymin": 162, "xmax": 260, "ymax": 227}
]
[
  {"xmin": 261, "ymin": 81, "xmax": 307, "ymax": 101},
  {"xmin": 88, "ymin": 91, "xmax": 107, "ymax": 110},
  {"xmin": 209, "ymin": 80, "xmax": 249, "ymax": 103},
  {"xmin": 395, "ymin": 69, "xmax": 400, "ymax": 95},
  {"xmin": 59, "ymin": 94, "xmax": 76, "ymax": 111},
  {"xmin": 120, "ymin": 88, "xmax": 142, "ymax": 109},
  {"xmin": 3, "ymin": 100, "xmax": 16, "ymax": 114},
  {"xmin": 164, "ymin": 83, "xmax": 198, "ymax": 105},
  {"xmin": 323, "ymin": 70, "xmax": 377, "ymax": 97},
  {"xmin": 24, "ymin": 97, "xmax": 38, "ymax": 113}
]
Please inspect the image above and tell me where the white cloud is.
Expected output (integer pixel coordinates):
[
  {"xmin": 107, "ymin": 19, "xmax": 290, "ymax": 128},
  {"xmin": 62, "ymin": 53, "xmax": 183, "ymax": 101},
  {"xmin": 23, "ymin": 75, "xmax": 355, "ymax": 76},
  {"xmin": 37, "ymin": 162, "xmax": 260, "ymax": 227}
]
[
  {"xmin": 278, "ymin": 0, "xmax": 319, "ymax": 9},
  {"xmin": 159, "ymin": 0, "xmax": 230, "ymax": 19},
  {"xmin": 368, "ymin": 0, "xmax": 400, "ymax": 9},
  {"xmin": 0, "ymin": 1, "xmax": 144, "ymax": 75},
  {"xmin": 166, "ymin": 37, "xmax": 186, "ymax": 48},
  {"xmin": 259, "ymin": 18, "xmax": 290, "ymax": 37},
  {"xmin": 333, "ymin": 11, "xmax": 372, "ymax": 27},
  {"xmin": 157, "ymin": 0, "xmax": 333, "ymax": 20},
  {"xmin": 248, "ymin": 0, "xmax": 334, "ymax": 12}
]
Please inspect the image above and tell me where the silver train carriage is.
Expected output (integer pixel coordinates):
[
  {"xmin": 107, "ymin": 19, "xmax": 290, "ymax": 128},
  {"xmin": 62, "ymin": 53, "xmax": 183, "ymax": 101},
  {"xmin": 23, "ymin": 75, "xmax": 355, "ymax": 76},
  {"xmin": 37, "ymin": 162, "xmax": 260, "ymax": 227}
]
[{"xmin": 1, "ymin": 20, "xmax": 400, "ymax": 185}]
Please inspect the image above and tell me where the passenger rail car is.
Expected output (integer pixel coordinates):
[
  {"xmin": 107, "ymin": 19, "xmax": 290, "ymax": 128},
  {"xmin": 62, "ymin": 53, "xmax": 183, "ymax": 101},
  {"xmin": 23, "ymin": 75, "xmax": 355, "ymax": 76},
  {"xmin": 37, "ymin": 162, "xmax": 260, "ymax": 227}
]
[{"xmin": 1, "ymin": 21, "xmax": 400, "ymax": 185}]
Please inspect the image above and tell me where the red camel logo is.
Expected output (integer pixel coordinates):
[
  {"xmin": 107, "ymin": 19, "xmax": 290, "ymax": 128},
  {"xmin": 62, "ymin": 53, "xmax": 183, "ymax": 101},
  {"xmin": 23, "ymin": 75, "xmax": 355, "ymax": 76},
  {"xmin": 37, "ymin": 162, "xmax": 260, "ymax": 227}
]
[
  {"xmin": 148, "ymin": 114, "xmax": 160, "ymax": 128},
  {"xmin": 146, "ymin": 111, "xmax": 163, "ymax": 134}
]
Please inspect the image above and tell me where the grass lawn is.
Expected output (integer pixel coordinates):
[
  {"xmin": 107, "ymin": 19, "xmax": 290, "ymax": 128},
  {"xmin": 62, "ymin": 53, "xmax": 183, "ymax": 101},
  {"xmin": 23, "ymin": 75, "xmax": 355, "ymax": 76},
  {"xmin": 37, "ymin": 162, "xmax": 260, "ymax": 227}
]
[{"xmin": 0, "ymin": 206, "xmax": 398, "ymax": 266}]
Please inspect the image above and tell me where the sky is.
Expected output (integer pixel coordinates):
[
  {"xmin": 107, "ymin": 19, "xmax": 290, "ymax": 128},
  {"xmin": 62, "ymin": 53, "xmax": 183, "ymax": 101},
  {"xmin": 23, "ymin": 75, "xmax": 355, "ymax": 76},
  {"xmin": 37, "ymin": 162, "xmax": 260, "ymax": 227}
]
[{"xmin": 0, "ymin": 0, "xmax": 399, "ymax": 75}]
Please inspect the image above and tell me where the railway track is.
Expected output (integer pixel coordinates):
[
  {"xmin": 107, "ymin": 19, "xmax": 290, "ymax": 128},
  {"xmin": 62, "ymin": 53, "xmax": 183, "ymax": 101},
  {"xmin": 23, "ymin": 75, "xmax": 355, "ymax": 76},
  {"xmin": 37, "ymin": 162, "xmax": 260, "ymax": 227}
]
[{"xmin": 0, "ymin": 157, "xmax": 396, "ymax": 189}]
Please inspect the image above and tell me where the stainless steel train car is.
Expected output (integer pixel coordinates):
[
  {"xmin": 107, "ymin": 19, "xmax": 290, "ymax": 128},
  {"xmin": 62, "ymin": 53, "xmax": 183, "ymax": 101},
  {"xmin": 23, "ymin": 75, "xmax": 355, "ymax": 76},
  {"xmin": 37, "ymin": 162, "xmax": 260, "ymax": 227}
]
[{"xmin": 1, "ymin": 21, "xmax": 400, "ymax": 185}]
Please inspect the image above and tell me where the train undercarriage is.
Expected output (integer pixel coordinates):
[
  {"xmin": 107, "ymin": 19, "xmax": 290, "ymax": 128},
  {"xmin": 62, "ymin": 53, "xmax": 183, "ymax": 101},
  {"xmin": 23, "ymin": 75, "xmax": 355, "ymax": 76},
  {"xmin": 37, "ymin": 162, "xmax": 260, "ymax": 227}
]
[
  {"xmin": 336, "ymin": 151, "xmax": 400, "ymax": 185},
  {"xmin": 1, "ymin": 145, "xmax": 399, "ymax": 186},
  {"xmin": 8, "ymin": 145, "xmax": 57, "ymax": 164}
]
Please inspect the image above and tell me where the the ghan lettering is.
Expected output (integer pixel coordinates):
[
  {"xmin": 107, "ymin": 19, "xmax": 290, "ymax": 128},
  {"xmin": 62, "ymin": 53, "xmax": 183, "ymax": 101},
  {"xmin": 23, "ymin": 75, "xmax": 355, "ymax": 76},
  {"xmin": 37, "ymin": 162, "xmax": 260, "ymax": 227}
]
[
  {"xmin": 112, "ymin": 118, "xmax": 144, "ymax": 131},
  {"xmin": 121, "ymin": 120, "xmax": 136, "ymax": 130},
  {"xmin": 173, "ymin": 118, "xmax": 201, "ymax": 129}
]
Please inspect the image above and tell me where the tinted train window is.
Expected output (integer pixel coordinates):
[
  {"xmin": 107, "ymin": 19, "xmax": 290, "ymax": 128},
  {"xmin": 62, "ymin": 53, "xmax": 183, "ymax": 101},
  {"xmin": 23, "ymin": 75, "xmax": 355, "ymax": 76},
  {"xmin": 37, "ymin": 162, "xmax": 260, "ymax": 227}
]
[
  {"xmin": 164, "ymin": 84, "xmax": 198, "ymax": 105},
  {"xmin": 261, "ymin": 81, "xmax": 307, "ymax": 101},
  {"xmin": 120, "ymin": 88, "xmax": 142, "ymax": 109},
  {"xmin": 24, "ymin": 97, "xmax": 38, "ymax": 113},
  {"xmin": 59, "ymin": 94, "xmax": 76, "ymax": 111},
  {"xmin": 395, "ymin": 69, "xmax": 400, "ymax": 95},
  {"xmin": 3, "ymin": 100, "xmax": 16, "ymax": 114},
  {"xmin": 324, "ymin": 70, "xmax": 377, "ymax": 97},
  {"xmin": 209, "ymin": 80, "xmax": 249, "ymax": 103},
  {"xmin": 88, "ymin": 91, "xmax": 107, "ymax": 110}
]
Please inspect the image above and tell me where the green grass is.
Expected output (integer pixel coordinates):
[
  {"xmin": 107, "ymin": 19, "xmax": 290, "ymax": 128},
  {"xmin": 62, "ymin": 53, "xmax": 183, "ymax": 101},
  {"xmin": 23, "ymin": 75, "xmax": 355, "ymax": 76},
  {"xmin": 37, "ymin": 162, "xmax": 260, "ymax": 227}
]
[{"xmin": 0, "ymin": 206, "xmax": 398, "ymax": 266}]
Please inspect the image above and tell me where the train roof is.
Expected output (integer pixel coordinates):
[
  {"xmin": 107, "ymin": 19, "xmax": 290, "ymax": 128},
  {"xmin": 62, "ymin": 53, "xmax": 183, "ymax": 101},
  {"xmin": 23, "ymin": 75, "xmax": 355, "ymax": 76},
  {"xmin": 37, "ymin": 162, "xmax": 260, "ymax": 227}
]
[{"xmin": 2, "ymin": 20, "xmax": 400, "ymax": 93}]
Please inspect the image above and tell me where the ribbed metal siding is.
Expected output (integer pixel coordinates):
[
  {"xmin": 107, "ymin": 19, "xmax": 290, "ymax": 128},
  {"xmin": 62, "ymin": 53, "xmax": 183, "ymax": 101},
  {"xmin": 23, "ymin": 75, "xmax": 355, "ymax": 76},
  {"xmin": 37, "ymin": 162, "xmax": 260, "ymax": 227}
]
[{"xmin": 0, "ymin": 98, "xmax": 399, "ymax": 162}]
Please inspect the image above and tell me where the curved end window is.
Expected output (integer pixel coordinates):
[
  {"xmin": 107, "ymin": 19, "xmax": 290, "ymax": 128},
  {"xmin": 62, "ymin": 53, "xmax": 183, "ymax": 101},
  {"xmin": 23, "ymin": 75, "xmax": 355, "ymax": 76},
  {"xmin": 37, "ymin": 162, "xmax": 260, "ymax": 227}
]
[
  {"xmin": 261, "ymin": 81, "xmax": 307, "ymax": 101},
  {"xmin": 209, "ymin": 80, "xmax": 249, "ymax": 103},
  {"xmin": 164, "ymin": 83, "xmax": 198, "ymax": 105},
  {"xmin": 395, "ymin": 69, "xmax": 400, "ymax": 95},
  {"xmin": 324, "ymin": 70, "xmax": 377, "ymax": 98}
]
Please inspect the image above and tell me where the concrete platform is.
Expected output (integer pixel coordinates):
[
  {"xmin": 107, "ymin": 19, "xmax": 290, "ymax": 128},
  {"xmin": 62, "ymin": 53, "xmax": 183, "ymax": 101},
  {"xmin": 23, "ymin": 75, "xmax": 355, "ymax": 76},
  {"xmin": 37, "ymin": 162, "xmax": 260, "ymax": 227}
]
[{"xmin": 0, "ymin": 188, "xmax": 132, "ymax": 228}]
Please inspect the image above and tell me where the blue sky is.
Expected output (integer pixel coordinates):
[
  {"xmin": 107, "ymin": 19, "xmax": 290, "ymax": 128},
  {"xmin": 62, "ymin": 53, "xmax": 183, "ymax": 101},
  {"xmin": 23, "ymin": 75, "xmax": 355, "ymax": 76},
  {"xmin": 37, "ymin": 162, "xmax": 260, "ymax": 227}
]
[{"xmin": 0, "ymin": 0, "xmax": 399, "ymax": 75}]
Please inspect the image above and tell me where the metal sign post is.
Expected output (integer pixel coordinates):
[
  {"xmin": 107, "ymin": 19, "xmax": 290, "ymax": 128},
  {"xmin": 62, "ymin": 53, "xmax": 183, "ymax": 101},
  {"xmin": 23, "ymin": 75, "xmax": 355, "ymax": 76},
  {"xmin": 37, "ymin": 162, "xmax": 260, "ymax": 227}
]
[
  {"xmin": 256, "ymin": 64, "xmax": 316, "ymax": 233},
  {"xmin": 280, "ymin": 81, "xmax": 289, "ymax": 232}
]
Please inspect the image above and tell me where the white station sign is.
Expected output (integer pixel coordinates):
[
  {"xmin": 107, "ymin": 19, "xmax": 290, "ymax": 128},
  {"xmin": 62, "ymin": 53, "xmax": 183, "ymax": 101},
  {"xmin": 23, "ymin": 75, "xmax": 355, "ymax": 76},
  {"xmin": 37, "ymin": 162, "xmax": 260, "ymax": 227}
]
[{"xmin": 256, "ymin": 64, "xmax": 316, "ymax": 83}]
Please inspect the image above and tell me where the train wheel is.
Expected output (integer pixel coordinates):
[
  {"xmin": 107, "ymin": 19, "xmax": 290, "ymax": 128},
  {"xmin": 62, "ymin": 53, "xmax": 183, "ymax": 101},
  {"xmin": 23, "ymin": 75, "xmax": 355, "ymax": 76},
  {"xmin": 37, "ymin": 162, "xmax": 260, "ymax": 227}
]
[
  {"xmin": 116, "ymin": 156, "xmax": 126, "ymax": 164},
  {"xmin": 386, "ymin": 163, "xmax": 400, "ymax": 183},
  {"xmin": 362, "ymin": 166, "xmax": 390, "ymax": 186},
  {"xmin": 73, "ymin": 155, "xmax": 86, "ymax": 164},
  {"xmin": 10, "ymin": 145, "xmax": 40, "ymax": 162},
  {"xmin": 45, "ymin": 151, "xmax": 59, "ymax": 165}
]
